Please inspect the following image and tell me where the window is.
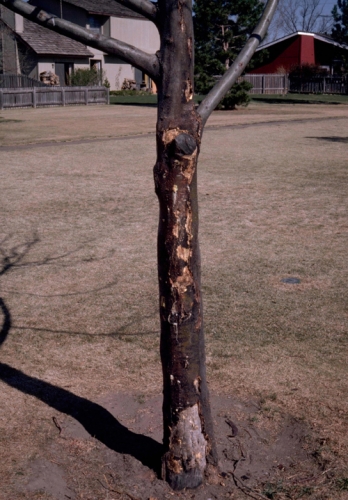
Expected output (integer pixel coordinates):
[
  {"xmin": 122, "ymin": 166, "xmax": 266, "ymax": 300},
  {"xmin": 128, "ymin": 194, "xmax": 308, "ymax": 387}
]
[
  {"xmin": 87, "ymin": 15, "xmax": 102, "ymax": 34},
  {"xmin": 90, "ymin": 60, "xmax": 101, "ymax": 72}
]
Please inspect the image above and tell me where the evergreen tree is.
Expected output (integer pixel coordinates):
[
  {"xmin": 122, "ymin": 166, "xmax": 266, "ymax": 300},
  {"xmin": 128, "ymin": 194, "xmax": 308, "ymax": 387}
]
[
  {"xmin": 332, "ymin": 0, "xmax": 348, "ymax": 44},
  {"xmin": 194, "ymin": 0, "xmax": 264, "ymax": 107}
]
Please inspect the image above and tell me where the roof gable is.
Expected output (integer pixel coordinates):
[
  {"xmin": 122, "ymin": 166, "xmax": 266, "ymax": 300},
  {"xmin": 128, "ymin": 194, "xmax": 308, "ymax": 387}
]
[{"xmin": 20, "ymin": 18, "xmax": 92, "ymax": 56}]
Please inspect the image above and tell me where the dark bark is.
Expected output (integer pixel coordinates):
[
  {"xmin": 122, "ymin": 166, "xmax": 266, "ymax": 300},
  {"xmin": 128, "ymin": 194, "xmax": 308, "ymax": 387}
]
[{"xmin": 153, "ymin": 0, "xmax": 218, "ymax": 489}]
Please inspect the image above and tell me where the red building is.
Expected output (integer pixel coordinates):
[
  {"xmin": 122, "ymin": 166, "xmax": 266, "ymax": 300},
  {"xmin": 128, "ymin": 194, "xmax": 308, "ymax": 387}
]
[{"xmin": 250, "ymin": 32, "xmax": 348, "ymax": 75}]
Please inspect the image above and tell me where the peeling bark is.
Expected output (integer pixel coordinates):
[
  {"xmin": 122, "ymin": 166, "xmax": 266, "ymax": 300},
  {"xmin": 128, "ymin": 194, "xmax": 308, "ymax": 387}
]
[
  {"xmin": 162, "ymin": 404, "xmax": 207, "ymax": 489},
  {"xmin": 154, "ymin": 4, "xmax": 218, "ymax": 487},
  {"xmin": 154, "ymin": 123, "xmax": 218, "ymax": 487}
]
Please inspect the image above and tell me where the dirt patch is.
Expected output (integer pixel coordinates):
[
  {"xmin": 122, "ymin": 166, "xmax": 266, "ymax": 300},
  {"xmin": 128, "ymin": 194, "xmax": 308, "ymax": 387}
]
[
  {"xmin": 17, "ymin": 393, "xmax": 320, "ymax": 500},
  {"xmin": 27, "ymin": 459, "xmax": 74, "ymax": 500}
]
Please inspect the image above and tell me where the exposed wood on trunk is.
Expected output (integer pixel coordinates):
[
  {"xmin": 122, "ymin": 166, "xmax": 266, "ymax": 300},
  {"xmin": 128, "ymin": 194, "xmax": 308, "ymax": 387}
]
[
  {"xmin": 154, "ymin": 1, "xmax": 218, "ymax": 488},
  {"xmin": 154, "ymin": 117, "xmax": 218, "ymax": 488}
]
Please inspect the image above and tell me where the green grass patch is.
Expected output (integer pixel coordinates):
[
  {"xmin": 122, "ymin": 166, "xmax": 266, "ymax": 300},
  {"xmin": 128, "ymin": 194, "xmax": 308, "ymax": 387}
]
[
  {"xmin": 109, "ymin": 94, "xmax": 204, "ymax": 106},
  {"xmin": 251, "ymin": 93, "xmax": 348, "ymax": 105},
  {"xmin": 109, "ymin": 92, "xmax": 348, "ymax": 107},
  {"xmin": 109, "ymin": 94, "xmax": 157, "ymax": 105}
]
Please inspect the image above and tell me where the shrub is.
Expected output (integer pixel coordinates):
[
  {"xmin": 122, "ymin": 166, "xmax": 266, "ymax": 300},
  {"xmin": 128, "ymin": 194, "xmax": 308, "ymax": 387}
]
[
  {"xmin": 69, "ymin": 68, "xmax": 105, "ymax": 86},
  {"xmin": 216, "ymin": 80, "xmax": 252, "ymax": 110},
  {"xmin": 289, "ymin": 64, "xmax": 328, "ymax": 78}
]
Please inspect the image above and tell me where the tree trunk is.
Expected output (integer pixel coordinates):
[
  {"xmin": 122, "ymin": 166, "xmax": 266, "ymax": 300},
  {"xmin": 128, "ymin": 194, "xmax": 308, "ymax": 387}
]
[{"xmin": 154, "ymin": 0, "xmax": 218, "ymax": 490}]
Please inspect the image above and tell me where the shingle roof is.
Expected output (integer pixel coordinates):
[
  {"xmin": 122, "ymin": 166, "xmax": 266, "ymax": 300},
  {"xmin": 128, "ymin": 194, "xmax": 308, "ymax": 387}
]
[
  {"xmin": 63, "ymin": 0, "xmax": 144, "ymax": 19},
  {"xmin": 20, "ymin": 18, "xmax": 93, "ymax": 56}
]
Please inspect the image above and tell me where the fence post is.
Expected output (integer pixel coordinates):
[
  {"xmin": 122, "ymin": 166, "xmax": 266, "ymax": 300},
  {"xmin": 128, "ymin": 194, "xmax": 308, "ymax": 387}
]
[
  {"xmin": 32, "ymin": 87, "xmax": 37, "ymax": 108},
  {"xmin": 62, "ymin": 87, "xmax": 66, "ymax": 106},
  {"xmin": 262, "ymin": 75, "xmax": 265, "ymax": 94},
  {"xmin": 0, "ymin": 89, "xmax": 3, "ymax": 110},
  {"xmin": 106, "ymin": 86, "xmax": 110, "ymax": 105},
  {"xmin": 85, "ymin": 88, "xmax": 89, "ymax": 105},
  {"xmin": 323, "ymin": 77, "xmax": 326, "ymax": 94}
]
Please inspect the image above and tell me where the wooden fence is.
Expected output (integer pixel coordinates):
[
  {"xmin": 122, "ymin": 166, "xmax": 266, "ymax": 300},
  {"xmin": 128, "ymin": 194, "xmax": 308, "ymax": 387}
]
[
  {"xmin": 240, "ymin": 74, "xmax": 289, "ymax": 94},
  {"xmin": 0, "ymin": 74, "xmax": 47, "ymax": 88},
  {"xmin": 241, "ymin": 74, "xmax": 348, "ymax": 95},
  {"xmin": 289, "ymin": 76, "xmax": 347, "ymax": 94},
  {"xmin": 0, "ymin": 86, "xmax": 110, "ymax": 109}
]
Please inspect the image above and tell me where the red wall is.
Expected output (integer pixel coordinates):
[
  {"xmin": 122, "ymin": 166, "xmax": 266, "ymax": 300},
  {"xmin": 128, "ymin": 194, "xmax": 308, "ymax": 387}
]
[
  {"xmin": 300, "ymin": 35, "xmax": 315, "ymax": 64},
  {"xmin": 250, "ymin": 35, "xmax": 316, "ymax": 74}
]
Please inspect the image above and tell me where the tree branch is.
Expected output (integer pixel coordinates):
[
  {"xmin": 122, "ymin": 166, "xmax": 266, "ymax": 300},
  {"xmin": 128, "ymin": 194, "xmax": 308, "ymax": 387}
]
[
  {"xmin": 197, "ymin": 0, "xmax": 280, "ymax": 125},
  {"xmin": 0, "ymin": 0, "xmax": 160, "ymax": 81},
  {"xmin": 112, "ymin": 0, "xmax": 158, "ymax": 24}
]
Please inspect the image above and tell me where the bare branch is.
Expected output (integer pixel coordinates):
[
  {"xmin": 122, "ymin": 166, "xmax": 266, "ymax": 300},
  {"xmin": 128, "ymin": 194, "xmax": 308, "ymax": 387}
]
[
  {"xmin": 112, "ymin": 0, "xmax": 158, "ymax": 24},
  {"xmin": 0, "ymin": 0, "xmax": 160, "ymax": 81},
  {"xmin": 197, "ymin": 0, "xmax": 280, "ymax": 125},
  {"xmin": 270, "ymin": 0, "xmax": 333, "ymax": 38}
]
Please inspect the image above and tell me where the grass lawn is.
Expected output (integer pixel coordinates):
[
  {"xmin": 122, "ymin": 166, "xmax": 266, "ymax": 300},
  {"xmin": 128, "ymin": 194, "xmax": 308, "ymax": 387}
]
[
  {"xmin": 0, "ymin": 103, "xmax": 348, "ymax": 499},
  {"xmin": 251, "ymin": 93, "xmax": 348, "ymax": 105},
  {"xmin": 109, "ymin": 93, "xmax": 157, "ymax": 105},
  {"xmin": 109, "ymin": 92, "xmax": 348, "ymax": 106},
  {"xmin": 109, "ymin": 93, "xmax": 204, "ymax": 105}
]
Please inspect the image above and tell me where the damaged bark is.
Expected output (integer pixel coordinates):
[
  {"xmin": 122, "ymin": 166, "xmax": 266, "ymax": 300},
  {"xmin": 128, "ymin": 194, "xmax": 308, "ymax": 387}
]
[
  {"xmin": 154, "ymin": 120, "xmax": 218, "ymax": 487},
  {"xmin": 154, "ymin": 0, "xmax": 218, "ymax": 488}
]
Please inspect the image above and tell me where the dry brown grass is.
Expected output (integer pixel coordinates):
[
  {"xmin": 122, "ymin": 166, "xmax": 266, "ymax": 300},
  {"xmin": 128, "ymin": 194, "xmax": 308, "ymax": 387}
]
[{"xmin": 0, "ymin": 103, "xmax": 348, "ymax": 499}]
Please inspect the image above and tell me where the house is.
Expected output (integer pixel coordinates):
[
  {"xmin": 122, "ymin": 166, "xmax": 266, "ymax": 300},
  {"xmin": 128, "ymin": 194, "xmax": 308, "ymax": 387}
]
[
  {"xmin": 0, "ymin": 0, "xmax": 159, "ymax": 90},
  {"xmin": 249, "ymin": 32, "xmax": 348, "ymax": 75}
]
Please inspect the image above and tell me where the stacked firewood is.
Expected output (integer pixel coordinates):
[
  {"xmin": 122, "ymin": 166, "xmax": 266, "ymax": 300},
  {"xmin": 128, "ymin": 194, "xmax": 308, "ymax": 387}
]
[
  {"xmin": 40, "ymin": 71, "xmax": 60, "ymax": 86},
  {"xmin": 121, "ymin": 78, "xmax": 137, "ymax": 90}
]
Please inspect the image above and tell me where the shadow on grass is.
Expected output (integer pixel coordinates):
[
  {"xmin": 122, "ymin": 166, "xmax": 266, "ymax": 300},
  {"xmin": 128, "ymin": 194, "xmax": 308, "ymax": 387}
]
[
  {"xmin": 0, "ymin": 234, "xmax": 163, "ymax": 474},
  {"xmin": 0, "ymin": 362, "xmax": 163, "ymax": 473},
  {"xmin": 0, "ymin": 117, "xmax": 23, "ymax": 123},
  {"xmin": 306, "ymin": 136, "xmax": 348, "ymax": 143},
  {"xmin": 0, "ymin": 298, "xmax": 11, "ymax": 346},
  {"xmin": 13, "ymin": 325, "xmax": 158, "ymax": 338},
  {"xmin": 0, "ymin": 234, "xmax": 39, "ymax": 347}
]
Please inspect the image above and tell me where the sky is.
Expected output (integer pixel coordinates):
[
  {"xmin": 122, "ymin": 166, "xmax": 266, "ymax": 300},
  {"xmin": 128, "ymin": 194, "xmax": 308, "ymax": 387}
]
[
  {"xmin": 320, "ymin": 0, "xmax": 337, "ymax": 15},
  {"xmin": 265, "ymin": 0, "xmax": 340, "ymax": 41}
]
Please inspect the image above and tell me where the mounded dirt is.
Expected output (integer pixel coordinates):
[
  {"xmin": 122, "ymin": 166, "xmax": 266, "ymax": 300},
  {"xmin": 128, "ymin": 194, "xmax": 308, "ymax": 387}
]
[{"xmin": 22, "ymin": 392, "xmax": 318, "ymax": 500}]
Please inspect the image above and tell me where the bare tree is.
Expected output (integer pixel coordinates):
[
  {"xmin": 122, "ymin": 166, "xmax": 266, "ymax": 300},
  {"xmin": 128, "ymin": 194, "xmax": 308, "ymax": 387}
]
[
  {"xmin": 0, "ymin": 0, "xmax": 278, "ymax": 490},
  {"xmin": 268, "ymin": 0, "xmax": 333, "ymax": 40}
]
